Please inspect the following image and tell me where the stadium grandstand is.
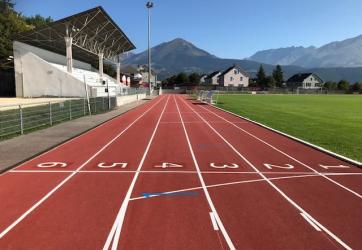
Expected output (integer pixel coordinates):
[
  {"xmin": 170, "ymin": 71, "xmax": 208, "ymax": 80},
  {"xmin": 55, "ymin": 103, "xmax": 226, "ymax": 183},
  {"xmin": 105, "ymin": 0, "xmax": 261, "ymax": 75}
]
[{"xmin": 13, "ymin": 6, "xmax": 135, "ymax": 98}]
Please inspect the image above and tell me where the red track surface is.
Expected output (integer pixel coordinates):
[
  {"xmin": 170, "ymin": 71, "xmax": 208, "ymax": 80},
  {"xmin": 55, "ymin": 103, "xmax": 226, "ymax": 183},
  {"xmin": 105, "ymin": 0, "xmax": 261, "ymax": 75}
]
[{"xmin": 0, "ymin": 94, "xmax": 361, "ymax": 249}]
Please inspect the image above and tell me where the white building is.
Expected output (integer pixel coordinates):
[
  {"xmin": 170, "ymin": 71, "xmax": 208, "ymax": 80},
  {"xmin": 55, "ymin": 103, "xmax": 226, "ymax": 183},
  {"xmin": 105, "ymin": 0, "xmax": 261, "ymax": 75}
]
[
  {"xmin": 205, "ymin": 71, "xmax": 222, "ymax": 85},
  {"xmin": 218, "ymin": 65, "xmax": 250, "ymax": 87},
  {"xmin": 286, "ymin": 73, "xmax": 324, "ymax": 89}
]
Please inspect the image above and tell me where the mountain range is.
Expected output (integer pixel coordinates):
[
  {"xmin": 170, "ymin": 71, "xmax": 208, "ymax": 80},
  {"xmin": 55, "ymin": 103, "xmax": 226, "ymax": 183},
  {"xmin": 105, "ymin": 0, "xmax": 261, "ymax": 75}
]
[
  {"xmin": 124, "ymin": 37, "xmax": 362, "ymax": 83},
  {"xmin": 248, "ymin": 35, "xmax": 362, "ymax": 68}
]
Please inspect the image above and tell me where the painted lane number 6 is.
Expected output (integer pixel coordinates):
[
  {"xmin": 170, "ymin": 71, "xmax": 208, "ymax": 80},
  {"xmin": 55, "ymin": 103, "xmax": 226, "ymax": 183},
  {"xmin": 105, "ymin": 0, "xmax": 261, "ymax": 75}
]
[{"xmin": 37, "ymin": 162, "xmax": 67, "ymax": 168}]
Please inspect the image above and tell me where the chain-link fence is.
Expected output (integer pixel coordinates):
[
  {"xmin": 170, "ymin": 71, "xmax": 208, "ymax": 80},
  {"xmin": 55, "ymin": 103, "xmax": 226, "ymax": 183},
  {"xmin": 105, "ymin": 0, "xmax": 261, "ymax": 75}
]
[{"xmin": 0, "ymin": 96, "xmax": 116, "ymax": 140}]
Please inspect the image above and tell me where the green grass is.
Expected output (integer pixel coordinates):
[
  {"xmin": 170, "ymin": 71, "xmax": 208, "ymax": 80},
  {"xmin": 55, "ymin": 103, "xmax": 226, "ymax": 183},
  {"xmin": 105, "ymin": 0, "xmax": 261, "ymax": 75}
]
[{"xmin": 216, "ymin": 94, "xmax": 362, "ymax": 163}]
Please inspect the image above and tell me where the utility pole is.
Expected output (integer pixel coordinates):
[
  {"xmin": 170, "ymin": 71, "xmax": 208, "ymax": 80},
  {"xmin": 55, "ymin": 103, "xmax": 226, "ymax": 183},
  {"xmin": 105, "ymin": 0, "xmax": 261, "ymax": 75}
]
[{"xmin": 146, "ymin": 1, "xmax": 153, "ymax": 95}]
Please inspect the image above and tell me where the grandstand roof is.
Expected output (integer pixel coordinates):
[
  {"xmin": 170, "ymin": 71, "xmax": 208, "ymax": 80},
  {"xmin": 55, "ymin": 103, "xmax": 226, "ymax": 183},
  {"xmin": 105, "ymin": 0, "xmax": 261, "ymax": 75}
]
[{"xmin": 14, "ymin": 6, "xmax": 136, "ymax": 65}]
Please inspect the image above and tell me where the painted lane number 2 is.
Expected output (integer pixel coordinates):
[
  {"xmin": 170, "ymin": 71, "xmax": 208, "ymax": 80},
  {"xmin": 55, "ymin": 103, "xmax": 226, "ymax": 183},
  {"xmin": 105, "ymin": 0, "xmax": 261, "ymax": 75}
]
[{"xmin": 263, "ymin": 163, "xmax": 295, "ymax": 170}]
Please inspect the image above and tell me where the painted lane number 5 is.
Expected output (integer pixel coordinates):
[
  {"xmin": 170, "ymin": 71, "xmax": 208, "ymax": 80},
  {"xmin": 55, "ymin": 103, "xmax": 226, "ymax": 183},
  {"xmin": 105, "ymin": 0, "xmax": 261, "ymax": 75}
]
[{"xmin": 97, "ymin": 162, "xmax": 128, "ymax": 168}]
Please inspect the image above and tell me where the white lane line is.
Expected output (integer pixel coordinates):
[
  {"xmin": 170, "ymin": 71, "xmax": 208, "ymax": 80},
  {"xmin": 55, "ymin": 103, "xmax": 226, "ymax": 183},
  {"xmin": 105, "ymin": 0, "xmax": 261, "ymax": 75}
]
[
  {"xmin": 174, "ymin": 95, "xmax": 236, "ymax": 250},
  {"xmin": 9, "ymin": 169, "xmax": 362, "ymax": 176},
  {"xmin": 180, "ymin": 96, "xmax": 352, "ymax": 250},
  {"xmin": 130, "ymin": 174, "xmax": 323, "ymax": 201},
  {"xmin": 160, "ymin": 121, "xmax": 242, "ymax": 124},
  {"xmin": 0, "ymin": 96, "xmax": 165, "ymax": 240},
  {"xmin": 104, "ymin": 95, "xmax": 171, "ymax": 250},
  {"xmin": 200, "ymin": 105, "xmax": 362, "ymax": 199},
  {"xmin": 209, "ymin": 212, "xmax": 219, "ymax": 231},
  {"xmin": 10, "ymin": 170, "xmax": 74, "ymax": 173},
  {"xmin": 300, "ymin": 213, "xmax": 321, "ymax": 231}
]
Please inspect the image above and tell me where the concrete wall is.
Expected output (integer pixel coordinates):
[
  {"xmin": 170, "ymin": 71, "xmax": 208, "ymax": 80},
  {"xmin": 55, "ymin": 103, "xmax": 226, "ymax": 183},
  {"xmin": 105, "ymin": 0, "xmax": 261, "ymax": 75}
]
[
  {"xmin": 13, "ymin": 41, "xmax": 88, "ymax": 97},
  {"xmin": 116, "ymin": 93, "xmax": 147, "ymax": 106},
  {"xmin": 14, "ymin": 41, "xmax": 92, "ymax": 70}
]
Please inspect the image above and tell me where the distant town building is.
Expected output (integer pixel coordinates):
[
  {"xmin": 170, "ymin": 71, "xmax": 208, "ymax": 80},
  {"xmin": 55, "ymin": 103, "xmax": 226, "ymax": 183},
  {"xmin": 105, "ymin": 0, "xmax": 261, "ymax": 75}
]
[
  {"xmin": 205, "ymin": 70, "xmax": 222, "ymax": 85},
  {"xmin": 218, "ymin": 65, "xmax": 250, "ymax": 87},
  {"xmin": 200, "ymin": 74, "xmax": 207, "ymax": 84},
  {"xmin": 138, "ymin": 65, "xmax": 156, "ymax": 85},
  {"xmin": 286, "ymin": 73, "xmax": 324, "ymax": 89}
]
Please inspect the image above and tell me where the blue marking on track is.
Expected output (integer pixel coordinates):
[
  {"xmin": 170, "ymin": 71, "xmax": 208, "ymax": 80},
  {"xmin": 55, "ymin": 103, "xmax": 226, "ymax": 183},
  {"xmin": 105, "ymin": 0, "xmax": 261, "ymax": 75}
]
[{"xmin": 142, "ymin": 191, "xmax": 199, "ymax": 198}]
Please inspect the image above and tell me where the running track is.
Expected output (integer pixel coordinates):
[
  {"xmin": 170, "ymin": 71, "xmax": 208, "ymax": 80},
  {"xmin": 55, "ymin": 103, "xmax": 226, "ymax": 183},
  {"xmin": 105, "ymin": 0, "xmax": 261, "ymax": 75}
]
[{"xmin": 0, "ymin": 94, "xmax": 361, "ymax": 249}]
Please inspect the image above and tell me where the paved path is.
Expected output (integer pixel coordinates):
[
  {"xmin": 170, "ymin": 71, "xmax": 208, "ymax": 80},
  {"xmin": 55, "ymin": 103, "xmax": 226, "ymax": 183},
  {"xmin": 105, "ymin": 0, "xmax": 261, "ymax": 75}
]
[{"xmin": 0, "ymin": 99, "xmax": 150, "ymax": 172}]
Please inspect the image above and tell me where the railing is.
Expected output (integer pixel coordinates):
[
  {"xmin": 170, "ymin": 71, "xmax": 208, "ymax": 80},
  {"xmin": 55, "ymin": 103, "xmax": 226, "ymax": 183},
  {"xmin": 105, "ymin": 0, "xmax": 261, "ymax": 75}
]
[{"xmin": 0, "ymin": 96, "xmax": 116, "ymax": 140}]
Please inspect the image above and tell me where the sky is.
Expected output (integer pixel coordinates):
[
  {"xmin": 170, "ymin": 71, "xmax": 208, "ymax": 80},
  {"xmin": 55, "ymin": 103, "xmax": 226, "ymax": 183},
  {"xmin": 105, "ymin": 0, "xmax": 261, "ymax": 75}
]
[{"xmin": 14, "ymin": 0, "xmax": 362, "ymax": 59}]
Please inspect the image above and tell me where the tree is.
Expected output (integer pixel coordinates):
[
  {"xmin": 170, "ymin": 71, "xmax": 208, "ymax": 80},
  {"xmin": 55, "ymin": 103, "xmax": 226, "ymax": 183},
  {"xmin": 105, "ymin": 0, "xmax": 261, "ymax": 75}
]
[
  {"xmin": 0, "ymin": 3, "xmax": 29, "ymax": 62},
  {"xmin": 337, "ymin": 80, "xmax": 349, "ymax": 91},
  {"xmin": 265, "ymin": 76, "xmax": 276, "ymax": 88},
  {"xmin": 188, "ymin": 72, "xmax": 201, "ymax": 84},
  {"xmin": 324, "ymin": 81, "xmax": 339, "ymax": 90},
  {"xmin": 24, "ymin": 14, "xmax": 53, "ymax": 29},
  {"xmin": 175, "ymin": 72, "xmax": 189, "ymax": 85},
  {"xmin": 256, "ymin": 65, "xmax": 266, "ymax": 88},
  {"xmin": 0, "ymin": 0, "xmax": 52, "ymax": 69},
  {"xmin": 272, "ymin": 65, "xmax": 284, "ymax": 87},
  {"xmin": 350, "ymin": 82, "xmax": 362, "ymax": 92}
]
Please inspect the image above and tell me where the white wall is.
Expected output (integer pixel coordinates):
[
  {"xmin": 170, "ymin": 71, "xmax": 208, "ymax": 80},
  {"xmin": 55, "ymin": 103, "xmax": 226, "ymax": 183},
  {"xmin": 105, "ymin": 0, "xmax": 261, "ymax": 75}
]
[
  {"xmin": 13, "ymin": 41, "xmax": 89, "ymax": 97},
  {"xmin": 116, "ymin": 93, "xmax": 146, "ymax": 106}
]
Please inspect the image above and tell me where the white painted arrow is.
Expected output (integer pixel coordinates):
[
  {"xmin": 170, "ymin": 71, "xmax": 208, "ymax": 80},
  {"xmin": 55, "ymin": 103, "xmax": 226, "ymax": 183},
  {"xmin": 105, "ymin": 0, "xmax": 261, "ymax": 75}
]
[{"xmin": 319, "ymin": 164, "xmax": 350, "ymax": 170}]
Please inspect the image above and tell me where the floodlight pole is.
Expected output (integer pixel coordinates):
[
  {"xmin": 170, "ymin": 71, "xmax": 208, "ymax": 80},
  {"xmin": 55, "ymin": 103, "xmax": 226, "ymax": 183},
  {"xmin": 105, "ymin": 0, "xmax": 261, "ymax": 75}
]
[{"xmin": 146, "ymin": 1, "xmax": 153, "ymax": 95}]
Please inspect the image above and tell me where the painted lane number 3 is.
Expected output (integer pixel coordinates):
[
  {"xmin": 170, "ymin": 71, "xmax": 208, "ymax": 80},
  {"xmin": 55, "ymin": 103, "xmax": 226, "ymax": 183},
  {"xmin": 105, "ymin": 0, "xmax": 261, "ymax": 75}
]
[{"xmin": 210, "ymin": 163, "xmax": 239, "ymax": 169}]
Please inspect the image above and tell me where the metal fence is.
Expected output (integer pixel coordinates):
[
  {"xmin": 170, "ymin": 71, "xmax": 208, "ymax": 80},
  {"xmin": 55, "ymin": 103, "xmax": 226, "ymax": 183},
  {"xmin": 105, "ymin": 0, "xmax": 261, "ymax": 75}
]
[
  {"xmin": 190, "ymin": 87, "xmax": 362, "ymax": 95},
  {"xmin": 0, "ymin": 96, "xmax": 116, "ymax": 140}
]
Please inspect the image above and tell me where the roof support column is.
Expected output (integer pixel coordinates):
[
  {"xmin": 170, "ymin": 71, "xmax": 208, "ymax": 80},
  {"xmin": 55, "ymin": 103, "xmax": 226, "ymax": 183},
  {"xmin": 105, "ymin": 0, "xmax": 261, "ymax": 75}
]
[
  {"xmin": 116, "ymin": 62, "xmax": 121, "ymax": 84},
  {"xmin": 99, "ymin": 52, "xmax": 104, "ymax": 79},
  {"xmin": 64, "ymin": 37, "xmax": 73, "ymax": 73}
]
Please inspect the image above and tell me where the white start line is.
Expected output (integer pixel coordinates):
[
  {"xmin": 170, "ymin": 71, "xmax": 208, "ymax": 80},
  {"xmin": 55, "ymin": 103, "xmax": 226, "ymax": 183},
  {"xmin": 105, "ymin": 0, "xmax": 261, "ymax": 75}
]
[{"xmin": 35, "ymin": 162, "xmax": 351, "ymax": 171}]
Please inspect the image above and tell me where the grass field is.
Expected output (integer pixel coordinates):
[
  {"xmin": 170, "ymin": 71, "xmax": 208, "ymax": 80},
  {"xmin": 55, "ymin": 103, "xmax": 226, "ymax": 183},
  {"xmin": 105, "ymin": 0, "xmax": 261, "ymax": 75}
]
[{"xmin": 216, "ymin": 94, "xmax": 362, "ymax": 163}]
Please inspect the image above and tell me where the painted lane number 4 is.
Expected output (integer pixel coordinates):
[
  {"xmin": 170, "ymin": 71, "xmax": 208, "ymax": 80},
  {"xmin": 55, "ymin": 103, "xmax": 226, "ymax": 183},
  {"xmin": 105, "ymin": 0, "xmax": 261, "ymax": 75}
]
[
  {"xmin": 154, "ymin": 162, "xmax": 183, "ymax": 169},
  {"xmin": 210, "ymin": 163, "xmax": 239, "ymax": 169}
]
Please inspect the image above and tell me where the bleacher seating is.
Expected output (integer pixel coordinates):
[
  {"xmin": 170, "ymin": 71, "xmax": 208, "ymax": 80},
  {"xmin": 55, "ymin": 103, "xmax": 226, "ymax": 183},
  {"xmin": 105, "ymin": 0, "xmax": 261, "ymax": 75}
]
[{"xmin": 51, "ymin": 63, "xmax": 128, "ymax": 97}]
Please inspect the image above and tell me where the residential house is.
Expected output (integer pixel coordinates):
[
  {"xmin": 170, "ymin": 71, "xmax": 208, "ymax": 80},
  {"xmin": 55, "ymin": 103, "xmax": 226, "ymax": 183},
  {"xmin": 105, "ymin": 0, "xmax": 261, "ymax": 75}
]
[
  {"xmin": 218, "ymin": 65, "xmax": 250, "ymax": 87},
  {"xmin": 200, "ymin": 74, "xmax": 207, "ymax": 84},
  {"xmin": 286, "ymin": 73, "xmax": 324, "ymax": 89},
  {"xmin": 205, "ymin": 71, "xmax": 222, "ymax": 85}
]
